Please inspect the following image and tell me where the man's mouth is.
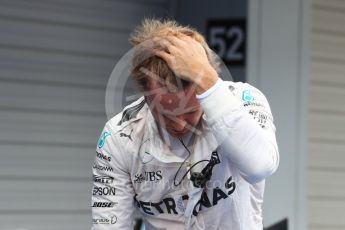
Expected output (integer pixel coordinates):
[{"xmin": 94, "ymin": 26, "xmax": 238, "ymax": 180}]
[{"xmin": 171, "ymin": 128, "xmax": 189, "ymax": 136}]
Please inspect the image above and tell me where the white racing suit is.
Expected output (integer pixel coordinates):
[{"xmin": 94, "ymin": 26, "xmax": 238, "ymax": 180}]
[{"xmin": 91, "ymin": 80, "xmax": 279, "ymax": 230}]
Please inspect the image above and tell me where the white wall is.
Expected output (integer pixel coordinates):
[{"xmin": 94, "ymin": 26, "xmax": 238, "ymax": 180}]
[
  {"xmin": 308, "ymin": 0, "xmax": 345, "ymax": 229},
  {"xmin": 248, "ymin": 0, "xmax": 310, "ymax": 229},
  {"xmin": 0, "ymin": 1, "xmax": 170, "ymax": 229}
]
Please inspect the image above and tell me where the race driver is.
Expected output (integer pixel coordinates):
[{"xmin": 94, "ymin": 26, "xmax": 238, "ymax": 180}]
[{"xmin": 91, "ymin": 19, "xmax": 279, "ymax": 230}]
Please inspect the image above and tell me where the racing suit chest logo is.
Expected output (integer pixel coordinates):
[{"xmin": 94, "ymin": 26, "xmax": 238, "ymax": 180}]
[
  {"xmin": 134, "ymin": 175, "xmax": 236, "ymax": 217},
  {"xmin": 133, "ymin": 170, "xmax": 163, "ymax": 183}
]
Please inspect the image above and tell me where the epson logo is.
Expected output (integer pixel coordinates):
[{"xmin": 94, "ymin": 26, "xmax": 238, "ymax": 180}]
[
  {"xmin": 96, "ymin": 151, "xmax": 111, "ymax": 162},
  {"xmin": 93, "ymin": 164, "xmax": 113, "ymax": 172},
  {"xmin": 93, "ymin": 175, "xmax": 114, "ymax": 184},
  {"xmin": 93, "ymin": 186, "xmax": 116, "ymax": 196},
  {"xmin": 92, "ymin": 202, "xmax": 117, "ymax": 208}
]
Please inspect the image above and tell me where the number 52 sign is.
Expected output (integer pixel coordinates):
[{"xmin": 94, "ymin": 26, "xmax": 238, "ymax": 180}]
[{"xmin": 206, "ymin": 19, "xmax": 246, "ymax": 67}]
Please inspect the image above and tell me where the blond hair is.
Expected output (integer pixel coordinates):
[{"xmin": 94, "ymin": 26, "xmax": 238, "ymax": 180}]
[{"xmin": 129, "ymin": 18, "xmax": 220, "ymax": 91}]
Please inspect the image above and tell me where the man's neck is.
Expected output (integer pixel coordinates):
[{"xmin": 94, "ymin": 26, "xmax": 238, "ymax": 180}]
[{"xmin": 159, "ymin": 126, "xmax": 194, "ymax": 149}]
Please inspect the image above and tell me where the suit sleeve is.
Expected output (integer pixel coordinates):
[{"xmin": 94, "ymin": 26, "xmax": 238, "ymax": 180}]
[
  {"xmin": 91, "ymin": 123, "xmax": 135, "ymax": 229},
  {"xmin": 198, "ymin": 80, "xmax": 279, "ymax": 184}
]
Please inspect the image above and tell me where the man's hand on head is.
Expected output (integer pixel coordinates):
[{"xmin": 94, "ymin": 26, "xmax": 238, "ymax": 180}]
[{"xmin": 151, "ymin": 34, "xmax": 219, "ymax": 94}]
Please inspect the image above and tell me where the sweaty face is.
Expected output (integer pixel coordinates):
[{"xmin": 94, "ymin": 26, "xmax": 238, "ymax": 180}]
[{"xmin": 145, "ymin": 83, "xmax": 203, "ymax": 138}]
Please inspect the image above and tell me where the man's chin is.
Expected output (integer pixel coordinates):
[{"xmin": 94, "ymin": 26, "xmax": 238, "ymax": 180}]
[{"xmin": 169, "ymin": 129, "xmax": 190, "ymax": 138}]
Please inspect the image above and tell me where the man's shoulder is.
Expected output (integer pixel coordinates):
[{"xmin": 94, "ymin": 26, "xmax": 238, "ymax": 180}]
[
  {"xmin": 105, "ymin": 97, "xmax": 148, "ymax": 132},
  {"xmin": 223, "ymin": 80, "xmax": 260, "ymax": 95},
  {"xmin": 223, "ymin": 80, "xmax": 269, "ymax": 104}
]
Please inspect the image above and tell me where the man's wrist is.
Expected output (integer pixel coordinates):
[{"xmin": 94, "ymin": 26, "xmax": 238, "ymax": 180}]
[
  {"xmin": 196, "ymin": 78, "xmax": 223, "ymax": 100},
  {"xmin": 195, "ymin": 67, "xmax": 219, "ymax": 95}
]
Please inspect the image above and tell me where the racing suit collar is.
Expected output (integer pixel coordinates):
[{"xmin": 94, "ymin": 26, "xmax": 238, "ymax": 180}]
[{"xmin": 144, "ymin": 107, "xmax": 186, "ymax": 163}]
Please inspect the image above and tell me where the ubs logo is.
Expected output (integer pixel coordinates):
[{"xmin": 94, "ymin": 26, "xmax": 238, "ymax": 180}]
[{"xmin": 133, "ymin": 170, "xmax": 162, "ymax": 183}]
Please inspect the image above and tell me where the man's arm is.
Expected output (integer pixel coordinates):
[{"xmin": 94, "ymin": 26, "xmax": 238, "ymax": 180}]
[
  {"xmin": 91, "ymin": 124, "xmax": 135, "ymax": 229},
  {"xmin": 197, "ymin": 80, "xmax": 279, "ymax": 184}
]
